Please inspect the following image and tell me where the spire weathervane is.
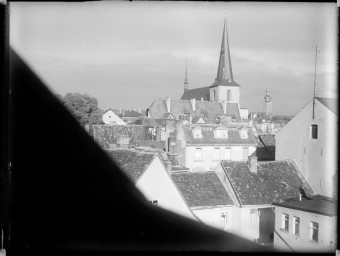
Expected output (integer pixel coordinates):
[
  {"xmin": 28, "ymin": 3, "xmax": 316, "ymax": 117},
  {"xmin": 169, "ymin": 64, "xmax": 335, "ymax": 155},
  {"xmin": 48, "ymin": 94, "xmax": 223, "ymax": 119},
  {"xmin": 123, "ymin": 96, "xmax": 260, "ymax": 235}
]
[{"xmin": 184, "ymin": 59, "xmax": 189, "ymax": 92}]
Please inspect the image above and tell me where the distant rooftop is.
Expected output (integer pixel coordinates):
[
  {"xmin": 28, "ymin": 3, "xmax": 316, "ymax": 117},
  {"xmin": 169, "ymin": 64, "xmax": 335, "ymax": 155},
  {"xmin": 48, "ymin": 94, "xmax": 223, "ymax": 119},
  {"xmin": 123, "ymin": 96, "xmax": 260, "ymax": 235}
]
[{"xmin": 273, "ymin": 195, "xmax": 336, "ymax": 217}]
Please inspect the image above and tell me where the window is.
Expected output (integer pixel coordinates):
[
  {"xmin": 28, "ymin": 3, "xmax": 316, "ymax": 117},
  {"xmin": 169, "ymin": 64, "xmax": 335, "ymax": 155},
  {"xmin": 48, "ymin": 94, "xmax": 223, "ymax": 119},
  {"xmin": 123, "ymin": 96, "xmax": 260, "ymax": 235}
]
[
  {"xmin": 250, "ymin": 209, "xmax": 257, "ymax": 225},
  {"xmin": 243, "ymin": 147, "xmax": 249, "ymax": 160},
  {"xmin": 221, "ymin": 210, "xmax": 229, "ymax": 223},
  {"xmin": 213, "ymin": 90, "xmax": 217, "ymax": 102},
  {"xmin": 225, "ymin": 148, "xmax": 231, "ymax": 160},
  {"xmin": 227, "ymin": 90, "xmax": 231, "ymax": 101},
  {"xmin": 148, "ymin": 200, "xmax": 159, "ymax": 206},
  {"xmin": 311, "ymin": 125, "xmax": 318, "ymax": 139},
  {"xmin": 195, "ymin": 148, "xmax": 202, "ymax": 161},
  {"xmin": 293, "ymin": 217, "xmax": 300, "ymax": 236},
  {"xmin": 213, "ymin": 148, "xmax": 220, "ymax": 160},
  {"xmin": 310, "ymin": 221, "xmax": 319, "ymax": 242},
  {"xmin": 282, "ymin": 213, "xmax": 289, "ymax": 232}
]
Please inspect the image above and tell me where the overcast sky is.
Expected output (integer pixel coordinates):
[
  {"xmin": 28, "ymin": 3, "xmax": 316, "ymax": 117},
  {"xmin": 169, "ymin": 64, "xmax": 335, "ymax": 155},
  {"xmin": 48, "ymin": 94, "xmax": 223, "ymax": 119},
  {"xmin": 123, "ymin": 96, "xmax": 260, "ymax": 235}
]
[{"xmin": 10, "ymin": 1, "xmax": 338, "ymax": 115}]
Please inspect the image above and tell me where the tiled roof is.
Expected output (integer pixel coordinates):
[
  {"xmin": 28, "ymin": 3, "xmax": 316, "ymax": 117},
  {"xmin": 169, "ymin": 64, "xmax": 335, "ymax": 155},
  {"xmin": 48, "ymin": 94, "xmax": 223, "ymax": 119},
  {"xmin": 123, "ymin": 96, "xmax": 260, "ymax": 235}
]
[
  {"xmin": 172, "ymin": 172, "xmax": 234, "ymax": 207},
  {"xmin": 123, "ymin": 110, "xmax": 144, "ymax": 117},
  {"xmin": 181, "ymin": 87, "xmax": 210, "ymax": 101},
  {"xmin": 135, "ymin": 141, "xmax": 166, "ymax": 150},
  {"xmin": 184, "ymin": 126, "xmax": 257, "ymax": 145},
  {"xmin": 106, "ymin": 149, "xmax": 156, "ymax": 183},
  {"xmin": 92, "ymin": 125, "xmax": 151, "ymax": 149},
  {"xmin": 221, "ymin": 160, "xmax": 314, "ymax": 205},
  {"xmin": 148, "ymin": 98, "xmax": 241, "ymax": 122},
  {"xmin": 273, "ymin": 195, "xmax": 336, "ymax": 217},
  {"xmin": 316, "ymin": 97, "xmax": 338, "ymax": 115},
  {"xmin": 259, "ymin": 134, "xmax": 275, "ymax": 147}
]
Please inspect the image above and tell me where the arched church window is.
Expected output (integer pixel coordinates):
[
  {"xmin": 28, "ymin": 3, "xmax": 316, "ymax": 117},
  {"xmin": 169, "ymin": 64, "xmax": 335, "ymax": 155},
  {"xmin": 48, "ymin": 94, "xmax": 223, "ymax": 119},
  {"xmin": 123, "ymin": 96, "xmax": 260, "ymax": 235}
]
[{"xmin": 227, "ymin": 90, "xmax": 231, "ymax": 101}]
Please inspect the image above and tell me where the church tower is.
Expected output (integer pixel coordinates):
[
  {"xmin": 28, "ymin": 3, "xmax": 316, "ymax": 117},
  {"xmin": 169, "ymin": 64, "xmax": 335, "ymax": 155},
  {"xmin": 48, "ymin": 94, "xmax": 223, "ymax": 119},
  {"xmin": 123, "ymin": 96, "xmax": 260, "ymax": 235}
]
[
  {"xmin": 264, "ymin": 88, "xmax": 272, "ymax": 120},
  {"xmin": 209, "ymin": 18, "xmax": 241, "ymax": 103},
  {"xmin": 184, "ymin": 60, "xmax": 189, "ymax": 92}
]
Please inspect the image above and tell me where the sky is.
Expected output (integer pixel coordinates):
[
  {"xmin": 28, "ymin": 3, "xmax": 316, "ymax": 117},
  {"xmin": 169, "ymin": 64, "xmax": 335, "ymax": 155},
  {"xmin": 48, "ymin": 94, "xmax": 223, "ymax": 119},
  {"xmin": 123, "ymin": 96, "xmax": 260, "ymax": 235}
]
[{"xmin": 10, "ymin": 1, "xmax": 338, "ymax": 115}]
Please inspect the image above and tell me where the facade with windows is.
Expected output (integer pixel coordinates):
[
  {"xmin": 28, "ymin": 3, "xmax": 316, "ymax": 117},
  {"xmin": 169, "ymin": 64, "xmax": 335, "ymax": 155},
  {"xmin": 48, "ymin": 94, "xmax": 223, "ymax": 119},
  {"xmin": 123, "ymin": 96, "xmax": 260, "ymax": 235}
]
[
  {"xmin": 184, "ymin": 125, "xmax": 257, "ymax": 172},
  {"xmin": 273, "ymin": 195, "xmax": 336, "ymax": 252},
  {"xmin": 275, "ymin": 97, "xmax": 338, "ymax": 198}
]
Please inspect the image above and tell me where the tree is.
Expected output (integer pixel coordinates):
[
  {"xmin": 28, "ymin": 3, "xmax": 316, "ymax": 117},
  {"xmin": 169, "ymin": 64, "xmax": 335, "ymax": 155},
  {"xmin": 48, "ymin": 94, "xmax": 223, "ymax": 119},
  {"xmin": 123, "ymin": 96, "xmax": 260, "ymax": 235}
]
[{"xmin": 61, "ymin": 93, "xmax": 103, "ymax": 126}]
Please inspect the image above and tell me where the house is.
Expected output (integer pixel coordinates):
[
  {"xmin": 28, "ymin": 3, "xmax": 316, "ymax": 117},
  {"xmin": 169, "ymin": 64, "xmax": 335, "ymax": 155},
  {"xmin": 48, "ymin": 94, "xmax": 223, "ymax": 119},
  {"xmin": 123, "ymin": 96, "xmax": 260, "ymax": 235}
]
[
  {"xmin": 170, "ymin": 123, "xmax": 257, "ymax": 171},
  {"xmin": 107, "ymin": 148, "xmax": 196, "ymax": 220},
  {"xmin": 275, "ymin": 97, "xmax": 338, "ymax": 198},
  {"xmin": 171, "ymin": 171, "xmax": 234, "ymax": 231},
  {"xmin": 273, "ymin": 195, "xmax": 336, "ymax": 252},
  {"xmin": 215, "ymin": 157, "xmax": 314, "ymax": 244},
  {"xmin": 102, "ymin": 109, "xmax": 127, "ymax": 125},
  {"xmin": 121, "ymin": 109, "xmax": 145, "ymax": 124}
]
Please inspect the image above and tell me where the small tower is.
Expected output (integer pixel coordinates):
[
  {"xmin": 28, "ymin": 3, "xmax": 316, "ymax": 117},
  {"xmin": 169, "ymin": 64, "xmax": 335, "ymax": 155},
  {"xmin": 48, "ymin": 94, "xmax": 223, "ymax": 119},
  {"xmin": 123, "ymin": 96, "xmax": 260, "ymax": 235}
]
[
  {"xmin": 184, "ymin": 60, "xmax": 189, "ymax": 92},
  {"xmin": 264, "ymin": 88, "xmax": 272, "ymax": 120}
]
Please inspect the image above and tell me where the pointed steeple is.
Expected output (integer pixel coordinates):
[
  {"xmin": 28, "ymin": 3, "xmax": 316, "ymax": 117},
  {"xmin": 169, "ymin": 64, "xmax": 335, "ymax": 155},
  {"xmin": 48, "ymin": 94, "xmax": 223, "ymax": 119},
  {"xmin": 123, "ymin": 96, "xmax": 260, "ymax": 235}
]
[
  {"xmin": 216, "ymin": 18, "xmax": 233, "ymax": 82},
  {"xmin": 184, "ymin": 59, "xmax": 189, "ymax": 92}
]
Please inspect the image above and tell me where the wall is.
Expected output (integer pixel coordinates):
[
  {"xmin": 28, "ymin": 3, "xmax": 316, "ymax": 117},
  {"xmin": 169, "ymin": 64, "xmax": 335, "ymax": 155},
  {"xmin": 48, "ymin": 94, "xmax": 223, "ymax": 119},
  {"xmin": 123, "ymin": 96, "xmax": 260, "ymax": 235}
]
[
  {"xmin": 136, "ymin": 156, "xmax": 196, "ymax": 220},
  {"xmin": 193, "ymin": 206, "xmax": 232, "ymax": 232},
  {"xmin": 102, "ymin": 111, "xmax": 126, "ymax": 125},
  {"xmin": 275, "ymin": 99, "xmax": 337, "ymax": 197},
  {"xmin": 209, "ymin": 86, "xmax": 240, "ymax": 103},
  {"xmin": 274, "ymin": 205, "xmax": 336, "ymax": 252},
  {"xmin": 185, "ymin": 145, "xmax": 256, "ymax": 171}
]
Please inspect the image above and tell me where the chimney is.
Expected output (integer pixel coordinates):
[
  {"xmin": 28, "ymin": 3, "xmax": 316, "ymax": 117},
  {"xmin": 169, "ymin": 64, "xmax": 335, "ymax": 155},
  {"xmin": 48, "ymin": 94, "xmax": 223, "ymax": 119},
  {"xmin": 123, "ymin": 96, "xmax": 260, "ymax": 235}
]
[
  {"xmin": 191, "ymin": 98, "xmax": 196, "ymax": 111},
  {"xmin": 299, "ymin": 194, "xmax": 302, "ymax": 202},
  {"xmin": 165, "ymin": 97, "xmax": 171, "ymax": 113},
  {"xmin": 189, "ymin": 115, "xmax": 192, "ymax": 124},
  {"xmin": 164, "ymin": 160, "xmax": 172, "ymax": 173},
  {"xmin": 248, "ymin": 156, "xmax": 257, "ymax": 173},
  {"xmin": 222, "ymin": 100, "xmax": 227, "ymax": 114}
]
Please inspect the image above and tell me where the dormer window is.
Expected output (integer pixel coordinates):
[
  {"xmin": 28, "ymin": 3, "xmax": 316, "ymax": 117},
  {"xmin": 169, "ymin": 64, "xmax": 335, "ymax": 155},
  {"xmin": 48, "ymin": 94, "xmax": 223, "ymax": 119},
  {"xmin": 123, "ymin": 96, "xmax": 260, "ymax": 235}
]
[
  {"xmin": 192, "ymin": 126, "xmax": 202, "ymax": 138},
  {"xmin": 214, "ymin": 126, "xmax": 228, "ymax": 138},
  {"xmin": 239, "ymin": 128, "xmax": 249, "ymax": 139}
]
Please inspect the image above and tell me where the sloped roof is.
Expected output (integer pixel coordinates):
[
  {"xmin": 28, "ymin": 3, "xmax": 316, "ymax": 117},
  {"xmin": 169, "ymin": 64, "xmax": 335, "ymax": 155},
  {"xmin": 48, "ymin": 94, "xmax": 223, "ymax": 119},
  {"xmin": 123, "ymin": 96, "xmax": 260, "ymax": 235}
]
[
  {"xmin": 184, "ymin": 126, "xmax": 257, "ymax": 145},
  {"xmin": 259, "ymin": 134, "xmax": 275, "ymax": 147},
  {"xmin": 106, "ymin": 149, "xmax": 157, "ymax": 183},
  {"xmin": 181, "ymin": 87, "xmax": 210, "ymax": 101},
  {"xmin": 273, "ymin": 195, "xmax": 336, "ymax": 217},
  {"xmin": 123, "ymin": 110, "xmax": 144, "ymax": 118},
  {"xmin": 252, "ymin": 136, "xmax": 275, "ymax": 161},
  {"xmin": 92, "ymin": 125, "xmax": 151, "ymax": 149},
  {"xmin": 316, "ymin": 97, "xmax": 338, "ymax": 115},
  {"xmin": 148, "ymin": 98, "xmax": 241, "ymax": 122},
  {"xmin": 172, "ymin": 172, "xmax": 234, "ymax": 207},
  {"xmin": 221, "ymin": 160, "xmax": 314, "ymax": 205}
]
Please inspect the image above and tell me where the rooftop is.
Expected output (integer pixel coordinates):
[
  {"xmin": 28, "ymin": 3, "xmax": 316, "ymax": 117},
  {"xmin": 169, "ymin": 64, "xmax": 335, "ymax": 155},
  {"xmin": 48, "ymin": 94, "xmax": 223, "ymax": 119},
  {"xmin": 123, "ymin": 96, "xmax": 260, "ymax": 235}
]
[
  {"xmin": 106, "ymin": 149, "xmax": 156, "ymax": 183},
  {"xmin": 316, "ymin": 97, "xmax": 338, "ymax": 115},
  {"xmin": 181, "ymin": 87, "xmax": 210, "ymax": 101},
  {"xmin": 221, "ymin": 160, "xmax": 313, "ymax": 205},
  {"xmin": 172, "ymin": 172, "xmax": 234, "ymax": 207},
  {"xmin": 273, "ymin": 195, "xmax": 336, "ymax": 217}
]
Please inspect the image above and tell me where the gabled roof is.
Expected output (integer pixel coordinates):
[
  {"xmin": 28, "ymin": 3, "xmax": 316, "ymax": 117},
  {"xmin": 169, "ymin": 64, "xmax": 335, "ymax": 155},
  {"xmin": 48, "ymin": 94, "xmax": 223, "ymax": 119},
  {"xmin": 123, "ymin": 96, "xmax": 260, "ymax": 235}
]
[
  {"xmin": 221, "ymin": 160, "xmax": 313, "ymax": 206},
  {"xmin": 172, "ymin": 172, "xmax": 234, "ymax": 207},
  {"xmin": 107, "ymin": 149, "xmax": 157, "ymax": 183},
  {"xmin": 273, "ymin": 195, "xmax": 336, "ymax": 217},
  {"xmin": 92, "ymin": 125, "xmax": 151, "ymax": 149},
  {"xmin": 181, "ymin": 86, "xmax": 210, "ymax": 101},
  {"xmin": 123, "ymin": 110, "xmax": 144, "ymax": 118},
  {"xmin": 316, "ymin": 97, "xmax": 338, "ymax": 115},
  {"xmin": 184, "ymin": 126, "xmax": 257, "ymax": 145},
  {"xmin": 148, "ymin": 98, "xmax": 241, "ymax": 122}
]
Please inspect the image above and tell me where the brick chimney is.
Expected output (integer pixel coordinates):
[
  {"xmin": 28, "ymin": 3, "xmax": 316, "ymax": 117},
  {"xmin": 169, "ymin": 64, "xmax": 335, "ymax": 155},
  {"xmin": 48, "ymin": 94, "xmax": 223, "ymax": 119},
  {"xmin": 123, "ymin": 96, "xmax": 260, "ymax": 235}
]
[
  {"xmin": 191, "ymin": 98, "xmax": 196, "ymax": 111},
  {"xmin": 165, "ymin": 97, "xmax": 171, "ymax": 113},
  {"xmin": 248, "ymin": 156, "xmax": 257, "ymax": 173},
  {"xmin": 222, "ymin": 100, "xmax": 227, "ymax": 114}
]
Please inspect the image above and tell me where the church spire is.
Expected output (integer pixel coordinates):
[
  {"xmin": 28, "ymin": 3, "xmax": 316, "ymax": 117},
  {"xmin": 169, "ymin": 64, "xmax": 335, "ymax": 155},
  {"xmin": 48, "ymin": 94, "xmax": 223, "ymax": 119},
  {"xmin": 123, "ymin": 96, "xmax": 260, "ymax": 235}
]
[
  {"xmin": 216, "ymin": 18, "xmax": 233, "ymax": 82},
  {"xmin": 184, "ymin": 59, "xmax": 189, "ymax": 92}
]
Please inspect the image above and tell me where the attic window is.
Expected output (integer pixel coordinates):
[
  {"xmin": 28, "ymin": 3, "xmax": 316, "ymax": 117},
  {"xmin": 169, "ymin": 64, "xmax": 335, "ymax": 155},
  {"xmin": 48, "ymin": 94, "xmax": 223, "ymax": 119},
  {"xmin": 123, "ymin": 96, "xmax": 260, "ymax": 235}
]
[
  {"xmin": 311, "ymin": 125, "xmax": 318, "ymax": 139},
  {"xmin": 281, "ymin": 182, "xmax": 289, "ymax": 188}
]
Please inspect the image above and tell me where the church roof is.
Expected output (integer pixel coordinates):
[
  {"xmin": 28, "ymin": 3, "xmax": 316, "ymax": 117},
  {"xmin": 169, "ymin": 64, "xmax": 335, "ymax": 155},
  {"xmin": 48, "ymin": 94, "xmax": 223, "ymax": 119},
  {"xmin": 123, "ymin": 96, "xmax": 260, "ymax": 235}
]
[
  {"xmin": 316, "ymin": 97, "xmax": 338, "ymax": 115},
  {"xmin": 148, "ymin": 98, "xmax": 241, "ymax": 122},
  {"xmin": 181, "ymin": 86, "xmax": 210, "ymax": 101}
]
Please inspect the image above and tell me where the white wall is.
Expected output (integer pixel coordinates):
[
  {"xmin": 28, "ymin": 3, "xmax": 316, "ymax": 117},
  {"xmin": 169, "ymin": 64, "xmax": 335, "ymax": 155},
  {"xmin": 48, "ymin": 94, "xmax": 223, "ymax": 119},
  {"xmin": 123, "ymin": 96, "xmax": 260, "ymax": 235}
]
[
  {"xmin": 193, "ymin": 206, "xmax": 232, "ymax": 232},
  {"xmin": 102, "ymin": 110, "xmax": 126, "ymax": 125},
  {"xmin": 136, "ymin": 156, "xmax": 196, "ymax": 220},
  {"xmin": 209, "ymin": 86, "xmax": 240, "ymax": 103},
  {"xmin": 185, "ymin": 145, "xmax": 256, "ymax": 171},
  {"xmin": 275, "ymin": 99, "xmax": 337, "ymax": 197},
  {"xmin": 274, "ymin": 205, "xmax": 336, "ymax": 252}
]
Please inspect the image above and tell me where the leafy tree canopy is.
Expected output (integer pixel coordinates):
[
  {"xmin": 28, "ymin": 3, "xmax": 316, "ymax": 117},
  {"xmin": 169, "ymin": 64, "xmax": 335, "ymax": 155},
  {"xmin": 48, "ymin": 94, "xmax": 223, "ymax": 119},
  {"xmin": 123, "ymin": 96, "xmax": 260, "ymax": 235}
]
[{"xmin": 59, "ymin": 93, "xmax": 103, "ymax": 126}]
